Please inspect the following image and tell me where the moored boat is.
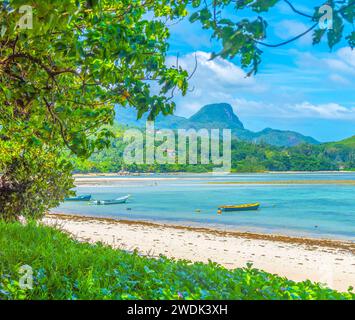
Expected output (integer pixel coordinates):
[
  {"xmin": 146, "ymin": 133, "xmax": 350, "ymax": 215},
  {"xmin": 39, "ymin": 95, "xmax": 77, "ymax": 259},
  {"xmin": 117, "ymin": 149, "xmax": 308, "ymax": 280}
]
[
  {"xmin": 218, "ymin": 203, "xmax": 260, "ymax": 212},
  {"xmin": 92, "ymin": 195, "xmax": 130, "ymax": 206},
  {"xmin": 65, "ymin": 195, "xmax": 92, "ymax": 201}
]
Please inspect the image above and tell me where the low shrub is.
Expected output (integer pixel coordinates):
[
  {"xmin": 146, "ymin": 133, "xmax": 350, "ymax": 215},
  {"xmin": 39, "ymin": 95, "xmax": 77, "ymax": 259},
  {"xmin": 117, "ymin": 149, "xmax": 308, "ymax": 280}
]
[{"xmin": 0, "ymin": 221, "xmax": 353, "ymax": 300}]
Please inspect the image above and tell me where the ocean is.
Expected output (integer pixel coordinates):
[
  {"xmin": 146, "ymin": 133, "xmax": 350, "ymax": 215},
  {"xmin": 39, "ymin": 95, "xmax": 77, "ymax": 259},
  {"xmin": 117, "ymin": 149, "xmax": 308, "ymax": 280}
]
[{"xmin": 52, "ymin": 172, "xmax": 355, "ymax": 241}]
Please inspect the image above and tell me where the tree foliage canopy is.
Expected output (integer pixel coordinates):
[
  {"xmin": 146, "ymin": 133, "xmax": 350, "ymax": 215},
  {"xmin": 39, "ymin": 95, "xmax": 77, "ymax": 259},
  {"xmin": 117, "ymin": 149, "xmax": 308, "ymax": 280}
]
[
  {"xmin": 189, "ymin": 0, "xmax": 354, "ymax": 75},
  {"xmin": 0, "ymin": 0, "xmax": 191, "ymax": 157},
  {"xmin": 0, "ymin": 143, "xmax": 74, "ymax": 221},
  {"xmin": 1, "ymin": 0, "xmax": 191, "ymax": 219}
]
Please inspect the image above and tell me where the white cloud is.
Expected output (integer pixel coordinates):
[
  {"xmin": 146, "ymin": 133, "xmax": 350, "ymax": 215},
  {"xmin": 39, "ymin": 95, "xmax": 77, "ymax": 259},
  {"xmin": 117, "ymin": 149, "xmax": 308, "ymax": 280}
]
[
  {"xmin": 233, "ymin": 99, "xmax": 355, "ymax": 120},
  {"xmin": 274, "ymin": 20, "xmax": 313, "ymax": 45},
  {"xmin": 292, "ymin": 102, "xmax": 355, "ymax": 119},
  {"xmin": 276, "ymin": 1, "xmax": 313, "ymax": 16},
  {"xmin": 324, "ymin": 58, "xmax": 352, "ymax": 73},
  {"xmin": 294, "ymin": 47, "xmax": 355, "ymax": 85},
  {"xmin": 166, "ymin": 51, "xmax": 266, "ymax": 116},
  {"xmin": 324, "ymin": 47, "xmax": 355, "ymax": 75},
  {"xmin": 166, "ymin": 50, "xmax": 355, "ymax": 122},
  {"xmin": 328, "ymin": 74, "xmax": 350, "ymax": 85},
  {"xmin": 337, "ymin": 47, "xmax": 355, "ymax": 68},
  {"xmin": 171, "ymin": 51, "xmax": 258, "ymax": 87}
]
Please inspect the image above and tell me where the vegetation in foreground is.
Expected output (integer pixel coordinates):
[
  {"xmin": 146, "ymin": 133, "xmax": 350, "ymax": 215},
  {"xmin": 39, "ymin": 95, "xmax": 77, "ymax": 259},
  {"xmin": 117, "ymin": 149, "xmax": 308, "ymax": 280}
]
[
  {"xmin": 72, "ymin": 125, "xmax": 355, "ymax": 174},
  {"xmin": 0, "ymin": 222, "xmax": 353, "ymax": 300}
]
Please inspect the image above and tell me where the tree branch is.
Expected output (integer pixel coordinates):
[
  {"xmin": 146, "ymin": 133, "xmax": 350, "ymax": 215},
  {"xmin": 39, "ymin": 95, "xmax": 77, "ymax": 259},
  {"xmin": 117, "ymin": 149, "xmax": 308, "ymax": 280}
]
[
  {"xmin": 1, "ymin": 53, "xmax": 80, "ymax": 78},
  {"xmin": 255, "ymin": 22, "xmax": 318, "ymax": 48},
  {"xmin": 43, "ymin": 97, "xmax": 75, "ymax": 153},
  {"xmin": 283, "ymin": 0, "xmax": 313, "ymax": 19}
]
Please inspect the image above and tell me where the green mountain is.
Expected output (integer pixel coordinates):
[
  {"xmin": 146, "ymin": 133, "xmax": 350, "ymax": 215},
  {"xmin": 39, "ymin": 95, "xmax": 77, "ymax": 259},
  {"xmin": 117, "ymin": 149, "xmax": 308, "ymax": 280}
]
[
  {"xmin": 189, "ymin": 103, "xmax": 244, "ymax": 129},
  {"xmin": 115, "ymin": 103, "xmax": 319, "ymax": 147},
  {"xmin": 252, "ymin": 128, "xmax": 319, "ymax": 147},
  {"xmin": 326, "ymin": 136, "xmax": 355, "ymax": 148},
  {"xmin": 73, "ymin": 128, "xmax": 355, "ymax": 173}
]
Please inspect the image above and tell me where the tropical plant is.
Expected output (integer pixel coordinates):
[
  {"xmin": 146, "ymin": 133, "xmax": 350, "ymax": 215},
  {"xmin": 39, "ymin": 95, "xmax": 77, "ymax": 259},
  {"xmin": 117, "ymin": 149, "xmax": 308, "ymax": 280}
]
[
  {"xmin": 1, "ymin": 221, "xmax": 354, "ymax": 300},
  {"xmin": 0, "ymin": 142, "xmax": 74, "ymax": 221}
]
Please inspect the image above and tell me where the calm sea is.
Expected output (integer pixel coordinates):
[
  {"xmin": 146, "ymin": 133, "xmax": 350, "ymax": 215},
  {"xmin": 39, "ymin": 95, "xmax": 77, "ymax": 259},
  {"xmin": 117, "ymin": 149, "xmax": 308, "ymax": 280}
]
[{"xmin": 52, "ymin": 173, "xmax": 355, "ymax": 241}]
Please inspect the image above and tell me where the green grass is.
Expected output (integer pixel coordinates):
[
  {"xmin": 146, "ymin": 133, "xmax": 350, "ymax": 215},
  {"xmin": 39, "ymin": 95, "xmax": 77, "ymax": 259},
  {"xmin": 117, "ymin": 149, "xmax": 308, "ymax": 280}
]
[{"xmin": 0, "ymin": 221, "xmax": 354, "ymax": 300}]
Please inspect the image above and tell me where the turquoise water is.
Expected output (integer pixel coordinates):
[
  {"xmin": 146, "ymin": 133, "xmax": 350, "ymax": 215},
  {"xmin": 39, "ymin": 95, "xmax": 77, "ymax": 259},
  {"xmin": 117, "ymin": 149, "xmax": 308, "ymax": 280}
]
[{"xmin": 52, "ymin": 173, "xmax": 355, "ymax": 240}]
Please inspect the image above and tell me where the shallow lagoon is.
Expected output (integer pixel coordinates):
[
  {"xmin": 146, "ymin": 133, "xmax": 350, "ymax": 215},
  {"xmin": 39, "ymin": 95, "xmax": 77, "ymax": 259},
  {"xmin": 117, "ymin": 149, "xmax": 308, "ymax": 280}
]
[{"xmin": 53, "ymin": 172, "xmax": 355, "ymax": 240}]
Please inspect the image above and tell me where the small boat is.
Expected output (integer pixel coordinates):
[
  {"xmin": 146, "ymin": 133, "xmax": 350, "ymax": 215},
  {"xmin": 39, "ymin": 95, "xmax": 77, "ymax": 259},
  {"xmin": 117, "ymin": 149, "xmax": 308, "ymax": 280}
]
[
  {"xmin": 92, "ymin": 195, "xmax": 130, "ymax": 206},
  {"xmin": 65, "ymin": 195, "xmax": 92, "ymax": 201},
  {"xmin": 218, "ymin": 203, "xmax": 260, "ymax": 212}
]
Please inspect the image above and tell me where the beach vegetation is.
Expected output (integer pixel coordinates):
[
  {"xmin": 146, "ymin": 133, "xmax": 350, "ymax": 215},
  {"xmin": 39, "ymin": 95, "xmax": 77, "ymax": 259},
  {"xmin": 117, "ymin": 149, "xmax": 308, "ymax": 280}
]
[
  {"xmin": 0, "ymin": 143, "xmax": 74, "ymax": 222},
  {"xmin": 1, "ymin": 221, "xmax": 354, "ymax": 300}
]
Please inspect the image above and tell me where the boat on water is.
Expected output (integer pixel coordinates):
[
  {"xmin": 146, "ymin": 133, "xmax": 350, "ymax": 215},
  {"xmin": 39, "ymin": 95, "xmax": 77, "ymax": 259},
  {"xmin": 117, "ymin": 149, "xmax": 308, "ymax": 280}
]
[
  {"xmin": 64, "ymin": 195, "xmax": 92, "ymax": 201},
  {"xmin": 218, "ymin": 203, "xmax": 260, "ymax": 212},
  {"xmin": 91, "ymin": 195, "xmax": 130, "ymax": 206}
]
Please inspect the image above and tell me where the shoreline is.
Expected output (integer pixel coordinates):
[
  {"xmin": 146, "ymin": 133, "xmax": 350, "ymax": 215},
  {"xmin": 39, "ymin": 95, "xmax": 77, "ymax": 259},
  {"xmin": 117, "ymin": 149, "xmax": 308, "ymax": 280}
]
[
  {"xmin": 73, "ymin": 176, "xmax": 355, "ymax": 186},
  {"xmin": 44, "ymin": 213, "xmax": 355, "ymax": 291},
  {"xmin": 73, "ymin": 171, "xmax": 355, "ymax": 177},
  {"xmin": 72, "ymin": 171, "xmax": 355, "ymax": 182},
  {"xmin": 46, "ymin": 213, "xmax": 355, "ymax": 253},
  {"xmin": 208, "ymin": 180, "xmax": 355, "ymax": 185}
]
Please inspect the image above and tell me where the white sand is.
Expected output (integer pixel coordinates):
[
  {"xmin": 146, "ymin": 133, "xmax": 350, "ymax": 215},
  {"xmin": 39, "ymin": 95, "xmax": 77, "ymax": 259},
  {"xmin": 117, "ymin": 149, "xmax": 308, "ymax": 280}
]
[{"xmin": 44, "ymin": 214, "xmax": 355, "ymax": 292}]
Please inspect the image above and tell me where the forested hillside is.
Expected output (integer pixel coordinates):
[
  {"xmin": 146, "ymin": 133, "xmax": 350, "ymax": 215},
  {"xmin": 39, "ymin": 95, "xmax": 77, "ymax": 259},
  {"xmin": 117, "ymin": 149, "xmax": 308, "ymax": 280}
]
[
  {"xmin": 326, "ymin": 136, "xmax": 355, "ymax": 149},
  {"xmin": 72, "ymin": 126, "xmax": 355, "ymax": 173}
]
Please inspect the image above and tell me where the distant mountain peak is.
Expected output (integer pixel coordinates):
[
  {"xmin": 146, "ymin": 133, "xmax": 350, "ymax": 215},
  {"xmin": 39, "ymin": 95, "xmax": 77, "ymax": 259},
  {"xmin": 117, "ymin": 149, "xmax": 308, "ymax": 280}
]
[
  {"xmin": 114, "ymin": 102, "xmax": 320, "ymax": 147},
  {"xmin": 255, "ymin": 127, "xmax": 319, "ymax": 147},
  {"xmin": 189, "ymin": 103, "xmax": 244, "ymax": 129}
]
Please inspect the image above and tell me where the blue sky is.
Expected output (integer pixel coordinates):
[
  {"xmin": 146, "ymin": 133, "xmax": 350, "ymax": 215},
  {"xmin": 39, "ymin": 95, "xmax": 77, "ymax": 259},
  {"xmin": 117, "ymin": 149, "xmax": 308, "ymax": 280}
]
[{"xmin": 165, "ymin": 1, "xmax": 355, "ymax": 142}]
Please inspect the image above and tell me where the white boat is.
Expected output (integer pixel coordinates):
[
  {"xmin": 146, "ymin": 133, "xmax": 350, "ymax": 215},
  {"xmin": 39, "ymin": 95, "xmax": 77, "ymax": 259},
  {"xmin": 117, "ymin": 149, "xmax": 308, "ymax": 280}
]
[{"xmin": 91, "ymin": 195, "xmax": 130, "ymax": 206}]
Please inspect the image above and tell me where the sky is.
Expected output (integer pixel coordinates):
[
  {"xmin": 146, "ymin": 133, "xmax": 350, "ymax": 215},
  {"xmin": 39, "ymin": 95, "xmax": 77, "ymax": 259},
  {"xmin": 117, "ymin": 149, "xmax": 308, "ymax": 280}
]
[{"xmin": 164, "ymin": 1, "xmax": 355, "ymax": 142}]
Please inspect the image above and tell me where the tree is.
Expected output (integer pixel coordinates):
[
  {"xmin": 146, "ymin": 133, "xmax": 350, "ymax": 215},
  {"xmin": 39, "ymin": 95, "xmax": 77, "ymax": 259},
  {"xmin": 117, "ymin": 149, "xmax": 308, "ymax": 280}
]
[
  {"xmin": 189, "ymin": 0, "xmax": 354, "ymax": 75},
  {"xmin": 0, "ymin": 0, "xmax": 190, "ymax": 157},
  {"xmin": 0, "ymin": 142, "xmax": 74, "ymax": 221},
  {"xmin": 0, "ymin": 0, "xmax": 190, "ymax": 220},
  {"xmin": 0, "ymin": 0, "xmax": 353, "ymax": 220}
]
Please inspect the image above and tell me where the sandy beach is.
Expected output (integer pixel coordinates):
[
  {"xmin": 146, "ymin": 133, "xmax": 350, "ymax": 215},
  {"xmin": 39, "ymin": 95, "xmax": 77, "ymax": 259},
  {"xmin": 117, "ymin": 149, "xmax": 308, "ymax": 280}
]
[
  {"xmin": 44, "ymin": 213, "xmax": 355, "ymax": 292},
  {"xmin": 73, "ymin": 174, "xmax": 355, "ymax": 187}
]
